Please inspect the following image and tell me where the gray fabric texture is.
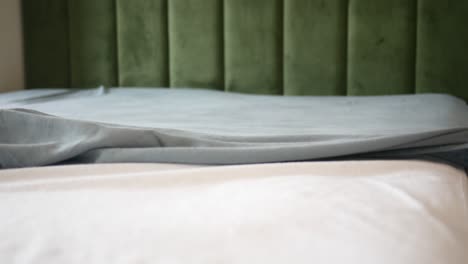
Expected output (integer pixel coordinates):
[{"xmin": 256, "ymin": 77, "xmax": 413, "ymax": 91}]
[{"xmin": 0, "ymin": 88, "xmax": 467, "ymax": 169}]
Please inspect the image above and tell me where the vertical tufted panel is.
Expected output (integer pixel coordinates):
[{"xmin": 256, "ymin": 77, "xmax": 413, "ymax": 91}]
[
  {"xmin": 225, "ymin": 0, "xmax": 283, "ymax": 94},
  {"xmin": 284, "ymin": 0, "xmax": 347, "ymax": 95},
  {"xmin": 416, "ymin": 0, "xmax": 468, "ymax": 100},
  {"xmin": 169, "ymin": 0, "xmax": 223, "ymax": 90},
  {"xmin": 22, "ymin": 0, "xmax": 468, "ymax": 101},
  {"xmin": 23, "ymin": 0, "xmax": 69, "ymax": 88},
  {"xmin": 117, "ymin": 0, "xmax": 168, "ymax": 87},
  {"xmin": 69, "ymin": 0, "xmax": 117, "ymax": 88},
  {"xmin": 348, "ymin": 0, "xmax": 416, "ymax": 95}
]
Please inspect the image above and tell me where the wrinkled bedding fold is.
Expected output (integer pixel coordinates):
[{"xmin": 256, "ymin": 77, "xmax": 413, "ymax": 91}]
[{"xmin": 1, "ymin": 88, "xmax": 467, "ymax": 168}]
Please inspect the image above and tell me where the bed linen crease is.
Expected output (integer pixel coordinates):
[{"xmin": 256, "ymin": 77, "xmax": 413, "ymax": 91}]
[{"xmin": 0, "ymin": 88, "xmax": 467, "ymax": 168}]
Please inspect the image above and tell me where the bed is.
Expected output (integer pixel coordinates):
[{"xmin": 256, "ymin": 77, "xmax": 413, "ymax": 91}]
[{"xmin": 2, "ymin": 0, "xmax": 468, "ymax": 263}]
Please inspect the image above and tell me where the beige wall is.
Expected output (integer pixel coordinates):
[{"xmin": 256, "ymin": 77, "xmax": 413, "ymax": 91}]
[{"xmin": 0, "ymin": 0, "xmax": 24, "ymax": 92}]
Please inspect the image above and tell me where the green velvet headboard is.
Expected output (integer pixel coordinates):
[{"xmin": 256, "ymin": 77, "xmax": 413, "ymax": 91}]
[{"xmin": 23, "ymin": 0, "xmax": 468, "ymax": 100}]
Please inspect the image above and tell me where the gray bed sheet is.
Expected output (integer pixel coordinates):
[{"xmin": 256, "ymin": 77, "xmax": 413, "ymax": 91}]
[{"xmin": 0, "ymin": 87, "xmax": 467, "ymax": 169}]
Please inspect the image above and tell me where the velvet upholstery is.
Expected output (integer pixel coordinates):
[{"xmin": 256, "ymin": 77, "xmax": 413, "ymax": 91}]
[
  {"xmin": 284, "ymin": 0, "xmax": 347, "ymax": 95},
  {"xmin": 169, "ymin": 0, "xmax": 223, "ymax": 89},
  {"xmin": 22, "ymin": 0, "xmax": 468, "ymax": 100},
  {"xmin": 23, "ymin": 0, "xmax": 69, "ymax": 88},
  {"xmin": 416, "ymin": 0, "xmax": 468, "ymax": 100},
  {"xmin": 117, "ymin": 0, "xmax": 168, "ymax": 87},
  {"xmin": 348, "ymin": 0, "xmax": 416, "ymax": 95},
  {"xmin": 225, "ymin": 0, "xmax": 283, "ymax": 94},
  {"xmin": 68, "ymin": 0, "xmax": 117, "ymax": 88}
]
